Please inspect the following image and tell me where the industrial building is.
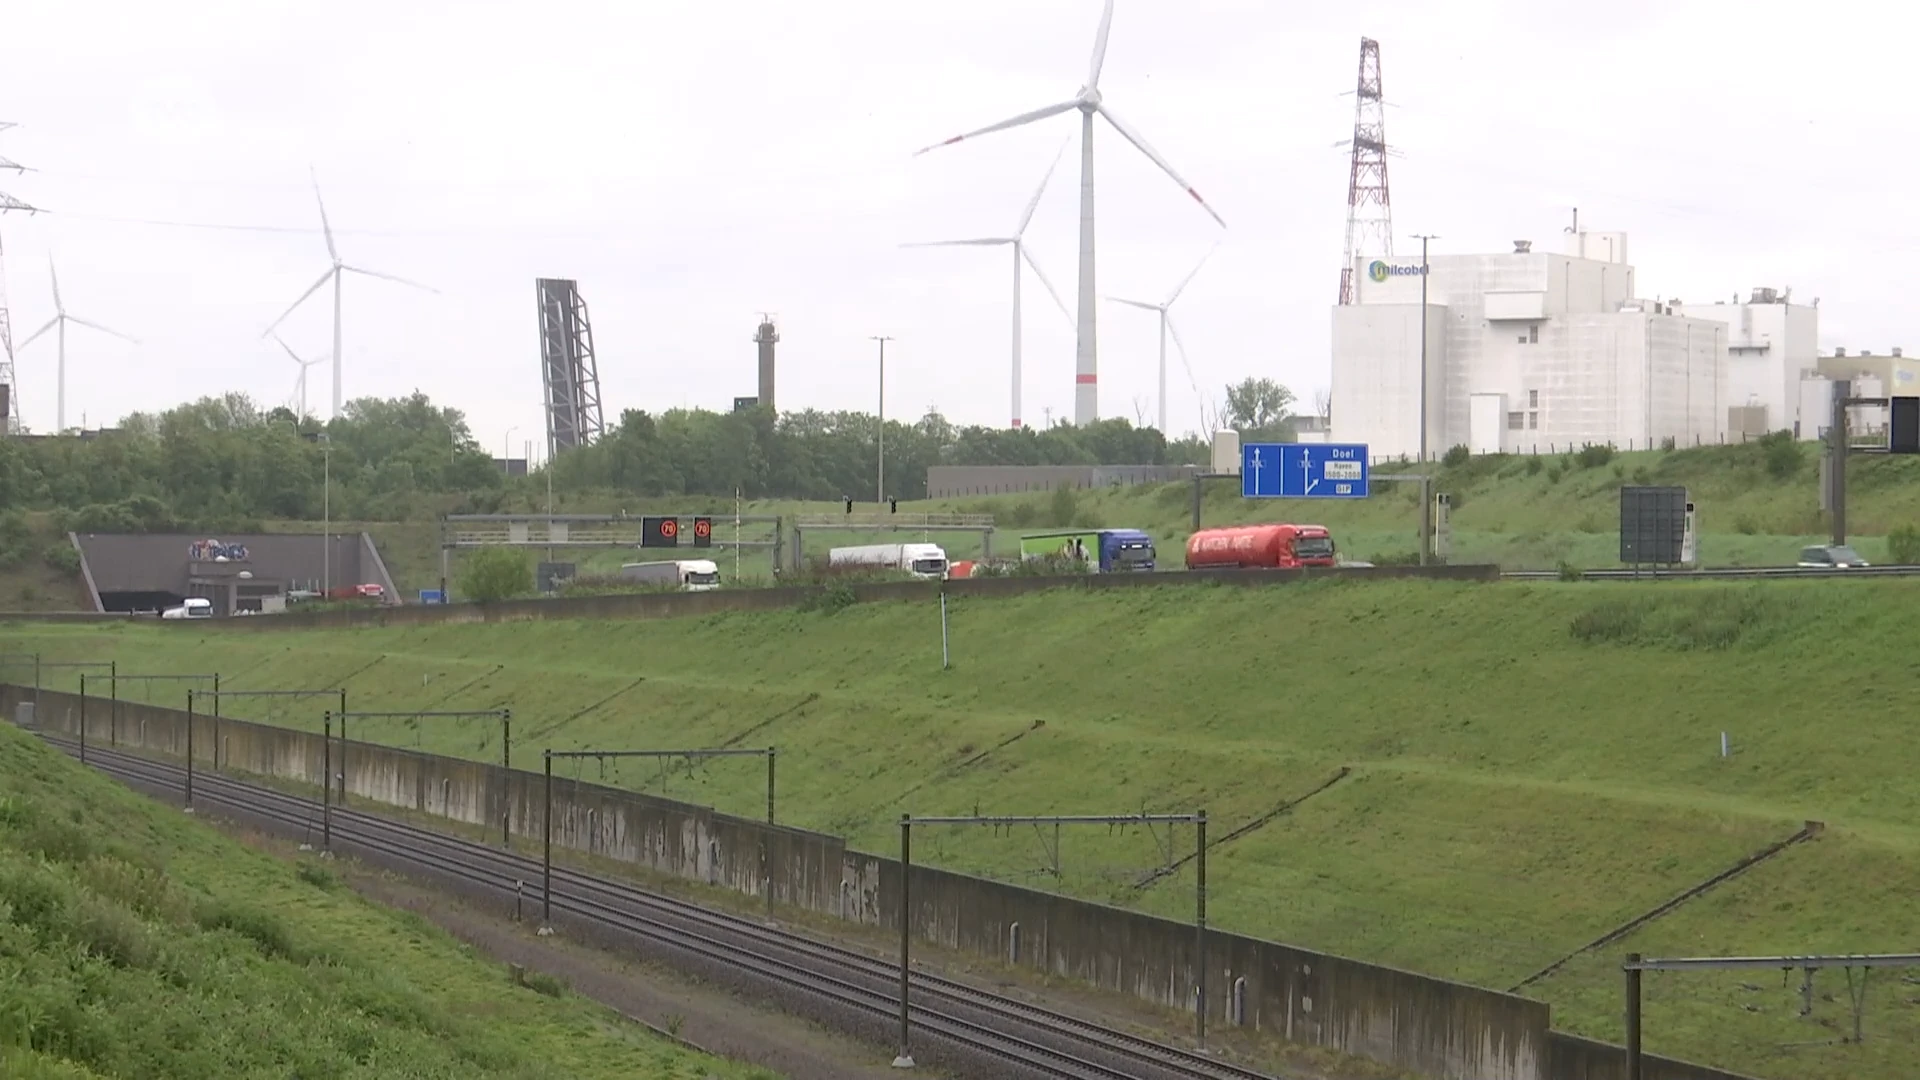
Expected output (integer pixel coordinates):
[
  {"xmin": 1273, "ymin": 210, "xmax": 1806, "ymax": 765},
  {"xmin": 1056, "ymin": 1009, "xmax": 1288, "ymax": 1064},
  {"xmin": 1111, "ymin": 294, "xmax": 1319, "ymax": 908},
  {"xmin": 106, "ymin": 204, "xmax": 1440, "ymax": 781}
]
[
  {"xmin": 1331, "ymin": 230, "xmax": 1765, "ymax": 459},
  {"xmin": 1672, "ymin": 288, "xmax": 1819, "ymax": 439}
]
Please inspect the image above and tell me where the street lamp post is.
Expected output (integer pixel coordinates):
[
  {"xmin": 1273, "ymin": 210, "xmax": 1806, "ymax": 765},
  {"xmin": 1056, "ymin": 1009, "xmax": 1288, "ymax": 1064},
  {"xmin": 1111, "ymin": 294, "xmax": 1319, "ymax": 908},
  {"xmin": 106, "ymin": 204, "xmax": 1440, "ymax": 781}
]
[
  {"xmin": 503, "ymin": 426, "xmax": 518, "ymax": 472},
  {"xmin": 871, "ymin": 336, "xmax": 892, "ymax": 503},
  {"xmin": 1411, "ymin": 234, "xmax": 1439, "ymax": 463}
]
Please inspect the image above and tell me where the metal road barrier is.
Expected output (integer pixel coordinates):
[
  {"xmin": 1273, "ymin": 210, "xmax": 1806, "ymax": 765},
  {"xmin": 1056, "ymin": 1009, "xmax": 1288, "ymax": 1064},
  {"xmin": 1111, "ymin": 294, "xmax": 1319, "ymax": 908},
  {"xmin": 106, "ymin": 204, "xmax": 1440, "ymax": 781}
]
[{"xmin": 1501, "ymin": 564, "xmax": 1920, "ymax": 581}]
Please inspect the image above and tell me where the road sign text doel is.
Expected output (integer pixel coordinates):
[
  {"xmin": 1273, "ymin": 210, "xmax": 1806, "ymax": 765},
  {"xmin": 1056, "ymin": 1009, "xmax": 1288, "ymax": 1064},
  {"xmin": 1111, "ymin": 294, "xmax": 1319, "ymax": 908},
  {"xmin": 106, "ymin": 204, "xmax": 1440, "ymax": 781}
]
[{"xmin": 1240, "ymin": 443, "xmax": 1370, "ymax": 499}]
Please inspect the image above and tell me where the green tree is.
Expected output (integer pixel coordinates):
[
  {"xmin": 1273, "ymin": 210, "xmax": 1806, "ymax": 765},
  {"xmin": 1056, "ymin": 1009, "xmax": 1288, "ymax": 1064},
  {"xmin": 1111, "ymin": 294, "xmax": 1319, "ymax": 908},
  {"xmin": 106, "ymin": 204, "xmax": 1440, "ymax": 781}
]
[
  {"xmin": 457, "ymin": 547, "xmax": 532, "ymax": 603},
  {"xmin": 1222, "ymin": 377, "xmax": 1296, "ymax": 443}
]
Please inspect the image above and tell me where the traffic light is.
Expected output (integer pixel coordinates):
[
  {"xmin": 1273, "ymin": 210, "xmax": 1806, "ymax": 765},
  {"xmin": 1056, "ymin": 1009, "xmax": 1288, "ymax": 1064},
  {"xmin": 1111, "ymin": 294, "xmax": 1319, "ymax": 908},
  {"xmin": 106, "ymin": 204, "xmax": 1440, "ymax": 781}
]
[
  {"xmin": 1893, "ymin": 397, "xmax": 1920, "ymax": 454},
  {"xmin": 640, "ymin": 516, "xmax": 680, "ymax": 548},
  {"xmin": 888, "ymin": 497, "xmax": 898, "ymax": 514},
  {"xmin": 692, "ymin": 516, "xmax": 713, "ymax": 548}
]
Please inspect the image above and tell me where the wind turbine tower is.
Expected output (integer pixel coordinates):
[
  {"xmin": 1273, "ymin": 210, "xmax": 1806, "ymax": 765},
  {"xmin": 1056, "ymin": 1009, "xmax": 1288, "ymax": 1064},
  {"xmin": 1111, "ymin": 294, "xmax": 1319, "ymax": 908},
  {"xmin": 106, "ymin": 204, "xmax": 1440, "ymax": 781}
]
[
  {"xmin": 20, "ymin": 257, "xmax": 138, "ymax": 434},
  {"xmin": 915, "ymin": 0, "xmax": 1225, "ymax": 426},
  {"xmin": 272, "ymin": 333, "xmax": 325, "ymax": 419},
  {"xmin": 1107, "ymin": 242, "xmax": 1216, "ymax": 435},
  {"xmin": 1337, "ymin": 38, "xmax": 1393, "ymax": 305},
  {"xmin": 264, "ymin": 168, "xmax": 438, "ymax": 420},
  {"xmin": 0, "ymin": 121, "xmax": 41, "ymax": 435},
  {"xmin": 902, "ymin": 139, "xmax": 1075, "ymax": 429}
]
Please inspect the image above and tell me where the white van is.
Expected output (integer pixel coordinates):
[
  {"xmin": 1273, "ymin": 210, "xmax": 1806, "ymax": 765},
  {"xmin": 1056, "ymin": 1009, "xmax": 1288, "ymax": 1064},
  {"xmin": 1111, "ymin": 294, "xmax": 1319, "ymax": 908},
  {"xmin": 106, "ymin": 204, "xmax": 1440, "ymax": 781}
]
[
  {"xmin": 619, "ymin": 559, "xmax": 722, "ymax": 592},
  {"xmin": 827, "ymin": 543, "xmax": 948, "ymax": 580},
  {"xmin": 161, "ymin": 597, "xmax": 214, "ymax": 620}
]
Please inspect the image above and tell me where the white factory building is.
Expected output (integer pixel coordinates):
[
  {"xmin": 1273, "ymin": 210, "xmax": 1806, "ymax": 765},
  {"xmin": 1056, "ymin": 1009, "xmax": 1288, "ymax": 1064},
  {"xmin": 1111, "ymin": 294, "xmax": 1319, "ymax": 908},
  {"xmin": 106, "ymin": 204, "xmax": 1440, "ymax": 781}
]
[{"xmin": 1329, "ymin": 229, "xmax": 1822, "ymax": 460}]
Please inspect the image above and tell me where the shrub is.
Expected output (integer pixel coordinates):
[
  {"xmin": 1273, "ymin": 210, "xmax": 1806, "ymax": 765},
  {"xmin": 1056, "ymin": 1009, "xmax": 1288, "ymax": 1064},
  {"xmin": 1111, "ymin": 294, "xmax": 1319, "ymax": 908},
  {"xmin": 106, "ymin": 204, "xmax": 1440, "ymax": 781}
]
[
  {"xmin": 1734, "ymin": 514, "xmax": 1761, "ymax": 536},
  {"xmin": 1442, "ymin": 444, "xmax": 1471, "ymax": 468},
  {"xmin": 798, "ymin": 583, "xmax": 859, "ymax": 614},
  {"xmin": 1575, "ymin": 443, "xmax": 1615, "ymax": 469},
  {"xmin": 1546, "ymin": 465, "xmax": 1564, "ymax": 484},
  {"xmin": 1761, "ymin": 431, "xmax": 1802, "ymax": 479},
  {"xmin": 295, "ymin": 861, "xmax": 340, "ymax": 891},
  {"xmin": 457, "ymin": 547, "xmax": 532, "ymax": 603},
  {"xmin": 195, "ymin": 901, "xmax": 304, "ymax": 962},
  {"xmin": 1889, "ymin": 524, "xmax": 1920, "ymax": 564},
  {"xmin": 1557, "ymin": 561, "xmax": 1584, "ymax": 582},
  {"xmin": 0, "ymin": 509, "xmax": 31, "ymax": 569},
  {"xmin": 1046, "ymin": 485, "xmax": 1080, "ymax": 528},
  {"xmin": 43, "ymin": 543, "xmax": 81, "ymax": 574},
  {"xmin": 1525, "ymin": 456, "xmax": 1544, "ymax": 476}
]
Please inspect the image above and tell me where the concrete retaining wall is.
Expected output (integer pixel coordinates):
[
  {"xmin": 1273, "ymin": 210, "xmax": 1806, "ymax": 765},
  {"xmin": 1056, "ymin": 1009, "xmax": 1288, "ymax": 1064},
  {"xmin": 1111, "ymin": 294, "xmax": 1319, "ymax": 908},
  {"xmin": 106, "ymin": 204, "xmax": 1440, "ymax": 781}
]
[
  {"xmin": 4, "ymin": 682, "xmax": 1756, "ymax": 1080},
  {"xmin": 1548, "ymin": 1033, "xmax": 1756, "ymax": 1080}
]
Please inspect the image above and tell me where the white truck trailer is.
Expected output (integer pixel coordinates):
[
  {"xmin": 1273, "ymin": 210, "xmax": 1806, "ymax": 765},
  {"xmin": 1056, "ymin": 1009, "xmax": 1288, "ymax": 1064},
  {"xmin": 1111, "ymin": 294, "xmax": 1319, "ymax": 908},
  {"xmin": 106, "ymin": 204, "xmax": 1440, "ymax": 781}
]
[
  {"xmin": 618, "ymin": 559, "xmax": 722, "ymax": 591},
  {"xmin": 827, "ymin": 543, "xmax": 949, "ymax": 579}
]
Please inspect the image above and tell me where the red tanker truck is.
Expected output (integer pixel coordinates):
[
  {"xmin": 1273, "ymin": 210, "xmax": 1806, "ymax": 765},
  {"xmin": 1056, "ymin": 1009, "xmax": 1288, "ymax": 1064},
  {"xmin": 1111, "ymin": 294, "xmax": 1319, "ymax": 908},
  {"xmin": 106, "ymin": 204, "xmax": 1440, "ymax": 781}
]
[{"xmin": 1184, "ymin": 523, "xmax": 1338, "ymax": 570}]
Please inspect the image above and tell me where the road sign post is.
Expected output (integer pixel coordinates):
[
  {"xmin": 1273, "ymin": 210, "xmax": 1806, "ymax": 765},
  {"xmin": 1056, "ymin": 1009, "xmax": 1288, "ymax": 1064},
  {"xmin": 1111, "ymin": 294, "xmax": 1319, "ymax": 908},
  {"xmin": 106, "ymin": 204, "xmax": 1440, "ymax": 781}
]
[{"xmin": 1240, "ymin": 443, "xmax": 1370, "ymax": 500}]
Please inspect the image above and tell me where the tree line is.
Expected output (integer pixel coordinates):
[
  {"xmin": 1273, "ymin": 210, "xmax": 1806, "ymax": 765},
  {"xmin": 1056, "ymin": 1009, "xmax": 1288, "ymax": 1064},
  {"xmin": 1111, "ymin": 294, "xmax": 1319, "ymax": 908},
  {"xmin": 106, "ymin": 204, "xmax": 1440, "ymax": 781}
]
[{"xmin": 0, "ymin": 378, "xmax": 1299, "ymax": 529}]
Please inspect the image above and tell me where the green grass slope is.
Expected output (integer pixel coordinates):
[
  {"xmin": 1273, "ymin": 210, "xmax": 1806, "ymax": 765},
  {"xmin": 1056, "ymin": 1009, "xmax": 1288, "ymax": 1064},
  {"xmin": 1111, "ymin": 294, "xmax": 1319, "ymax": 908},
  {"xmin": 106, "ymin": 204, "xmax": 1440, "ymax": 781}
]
[
  {"xmin": 7, "ymin": 578, "xmax": 1920, "ymax": 1077},
  {"xmin": 0, "ymin": 721, "xmax": 773, "ymax": 1079}
]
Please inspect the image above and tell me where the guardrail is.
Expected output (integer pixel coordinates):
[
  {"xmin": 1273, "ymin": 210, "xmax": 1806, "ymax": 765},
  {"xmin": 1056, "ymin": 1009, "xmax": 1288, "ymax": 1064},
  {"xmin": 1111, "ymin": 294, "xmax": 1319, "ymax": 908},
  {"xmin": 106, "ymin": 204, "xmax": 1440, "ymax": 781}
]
[{"xmin": 1502, "ymin": 564, "xmax": 1920, "ymax": 581}]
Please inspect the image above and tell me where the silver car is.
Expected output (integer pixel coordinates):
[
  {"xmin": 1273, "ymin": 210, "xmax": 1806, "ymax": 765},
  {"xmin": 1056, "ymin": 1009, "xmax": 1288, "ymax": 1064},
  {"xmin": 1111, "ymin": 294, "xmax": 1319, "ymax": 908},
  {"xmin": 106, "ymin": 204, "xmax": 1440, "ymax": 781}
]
[{"xmin": 1797, "ymin": 545, "xmax": 1868, "ymax": 569}]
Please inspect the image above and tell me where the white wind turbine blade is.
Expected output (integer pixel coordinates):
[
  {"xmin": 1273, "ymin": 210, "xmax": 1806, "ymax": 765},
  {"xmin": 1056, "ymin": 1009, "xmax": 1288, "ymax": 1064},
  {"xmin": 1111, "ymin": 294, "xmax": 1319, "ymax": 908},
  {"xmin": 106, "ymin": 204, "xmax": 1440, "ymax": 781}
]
[
  {"xmin": 1105, "ymin": 296, "xmax": 1163, "ymax": 312},
  {"xmin": 1095, "ymin": 104, "xmax": 1227, "ymax": 228},
  {"xmin": 1164, "ymin": 240, "xmax": 1222, "ymax": 306},
  {"xmin": 1086, "ymin": 0, "xmax": 1115, "ymax": 89},
  {"xmin": 66, "ymin": 315, "xmax": 139, "ymax": 345},
  {"xmin": 1020, "ymin": 245, "xmax": 1075, "ymax": 326},
  {"xmin": 1016, "ymin": 136, "xmax": 1073, "ymax": 237},
  {"xmin": 264, "ymin": 268, "xmax": 336, "ymax": 335},
  {"xmin": 310, "ymin": 166, "xmax": 338, "ymax": 264},
  {"xmin": 343, "ymin": 264, "xmax": 439, "ymax": 294},
  {"xmin": 47, "ymin": 257, "xmax": 62, "ymax": 314},
  {"xmin": 272, "ymin": 333, "xmax": 304, "ymax": 364},
  {"xmin": 914, "ymin": 101, "xmax": 1079, "ymax": 156},
  {"xmin": 1165, "ymin": 313, "xmax": 1206, "ymax": 404},
  {"xmin": 900, "ymin": 238, "xmax": 1012, "ymax": 248},
  {"xmin": 18, "ymin": 317, "xmax": 57, "ymax": 350}
]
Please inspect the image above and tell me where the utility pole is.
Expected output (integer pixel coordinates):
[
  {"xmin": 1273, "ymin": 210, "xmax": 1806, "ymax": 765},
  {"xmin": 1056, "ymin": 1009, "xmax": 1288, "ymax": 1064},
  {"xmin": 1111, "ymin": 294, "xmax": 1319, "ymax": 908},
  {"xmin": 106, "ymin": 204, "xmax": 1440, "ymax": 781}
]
[
  {"xmin": 871, "ymin": 335, "xmax": 893, "ymax": 503},
  {"xmin": 1412, "ymin": 234, "xmax": 1439, "ymax": 464},
  {"xmin": 1829, "ymin": 379, "xmax": 1849, "ymax": 546}
]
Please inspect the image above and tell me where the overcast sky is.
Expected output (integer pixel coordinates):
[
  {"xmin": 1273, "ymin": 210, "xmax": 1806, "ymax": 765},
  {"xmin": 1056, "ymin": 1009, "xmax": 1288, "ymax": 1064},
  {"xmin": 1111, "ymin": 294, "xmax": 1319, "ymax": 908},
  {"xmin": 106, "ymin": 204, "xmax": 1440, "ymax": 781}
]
[{"xmin": 0, "ymin": 0, "xmax": 1912, "ymax": 454}]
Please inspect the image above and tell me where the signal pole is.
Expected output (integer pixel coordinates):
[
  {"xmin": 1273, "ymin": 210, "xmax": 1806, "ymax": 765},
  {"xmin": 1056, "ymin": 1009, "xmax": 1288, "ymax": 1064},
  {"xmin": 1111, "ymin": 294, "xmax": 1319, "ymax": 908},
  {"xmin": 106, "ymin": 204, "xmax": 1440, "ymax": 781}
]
[{"xmin": 871, "ymin": 335, "xmax": 893, "ymax": 503}]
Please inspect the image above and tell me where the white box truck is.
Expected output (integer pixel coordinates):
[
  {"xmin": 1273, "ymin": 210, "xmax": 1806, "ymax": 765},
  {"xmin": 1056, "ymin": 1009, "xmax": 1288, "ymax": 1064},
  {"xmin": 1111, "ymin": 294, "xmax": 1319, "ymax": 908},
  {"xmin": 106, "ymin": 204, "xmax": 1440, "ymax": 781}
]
[
  {"xmin": 827, "ymin": 543, "xmax": 949, "ymax": 579},
  {"xmin": 619, "ymin": 559, "xmax": 722, "ymax": 591}
]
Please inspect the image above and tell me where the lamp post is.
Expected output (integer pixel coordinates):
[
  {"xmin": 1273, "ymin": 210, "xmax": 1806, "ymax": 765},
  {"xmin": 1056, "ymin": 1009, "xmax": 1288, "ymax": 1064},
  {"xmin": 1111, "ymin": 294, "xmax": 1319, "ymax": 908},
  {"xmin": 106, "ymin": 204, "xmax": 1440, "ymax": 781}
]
[
  {"xmin": 871, "ymin": 336, "xmax": 893, "ymax": 503},
  {"xmin": 503, "ymin": 426, "xmax": 518, "ymax": 472},
  {"xmin": 301, "ymin": 431, "xmax": 333, "ymax": 595},
  {"xmin": 1411, "ymin": 234, "xmax": 1439, "ymax": 463}
]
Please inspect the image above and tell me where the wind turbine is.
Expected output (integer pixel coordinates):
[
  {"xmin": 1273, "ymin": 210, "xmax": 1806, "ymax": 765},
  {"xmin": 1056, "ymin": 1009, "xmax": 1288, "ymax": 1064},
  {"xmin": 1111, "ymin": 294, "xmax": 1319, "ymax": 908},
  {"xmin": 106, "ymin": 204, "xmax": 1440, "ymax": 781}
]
[
  {"xmin": 902, "ymin": 140, "xmax": 1075, "ymax": 429},
  {"xmin": 1108, "ymin": 243, "xmax": 1217, "ymax": 436},
  {"xmin": 272, "ymin": 333, "xmax": 326, "ymax": 419},
  {"xmin": 19, "ymin": 257, "xmax": 137, "ymax": 434},
  {"xmin": 263, "ymin": 167, "xmax": 437, "ymax": 420},
  {"xmin": 915, "ymin": 0, "xmax": 1224, "ymax": 427}
]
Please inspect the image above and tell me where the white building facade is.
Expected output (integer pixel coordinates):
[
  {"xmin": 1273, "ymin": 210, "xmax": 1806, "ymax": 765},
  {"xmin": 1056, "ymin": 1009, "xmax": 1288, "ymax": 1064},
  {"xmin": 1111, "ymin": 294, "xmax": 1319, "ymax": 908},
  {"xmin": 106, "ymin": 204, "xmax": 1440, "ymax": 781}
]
[
  {"xmin": 1331, "ymin": 231, "xmax": 1735, "ymax": 460},
  {"xmin": 1671, "ymin": 288, "xmax": 1818, "ymax": 438}
]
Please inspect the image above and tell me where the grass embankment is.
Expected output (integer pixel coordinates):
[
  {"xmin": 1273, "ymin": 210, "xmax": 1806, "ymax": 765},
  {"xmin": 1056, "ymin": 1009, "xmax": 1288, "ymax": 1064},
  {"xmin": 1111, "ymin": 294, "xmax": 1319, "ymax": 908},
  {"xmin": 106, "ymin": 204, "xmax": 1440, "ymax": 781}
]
[
  {"xmin": 0, "ymin": 721, "xmax": 773, "ymax": 1079},
  {"xmin": 8, "ymin": 578, "xmax": 1920, "ymax": 1077}
]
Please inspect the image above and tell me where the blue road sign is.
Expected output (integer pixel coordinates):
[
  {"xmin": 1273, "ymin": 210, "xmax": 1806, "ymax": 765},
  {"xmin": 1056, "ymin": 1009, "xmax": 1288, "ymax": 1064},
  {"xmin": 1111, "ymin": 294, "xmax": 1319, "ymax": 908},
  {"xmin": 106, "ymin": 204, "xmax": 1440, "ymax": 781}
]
[{"xmin": 1241, "ymin": 443, "xmax": 1370, "ymax": 499}]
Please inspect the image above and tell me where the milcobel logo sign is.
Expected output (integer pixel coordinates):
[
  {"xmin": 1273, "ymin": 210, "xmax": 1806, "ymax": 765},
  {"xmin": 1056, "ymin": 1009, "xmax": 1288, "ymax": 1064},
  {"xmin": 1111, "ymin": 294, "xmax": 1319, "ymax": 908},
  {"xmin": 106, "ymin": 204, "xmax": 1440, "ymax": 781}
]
[{"xmin": 1367, "ymin": 259, "xmax": 1426, "ymax": 282}]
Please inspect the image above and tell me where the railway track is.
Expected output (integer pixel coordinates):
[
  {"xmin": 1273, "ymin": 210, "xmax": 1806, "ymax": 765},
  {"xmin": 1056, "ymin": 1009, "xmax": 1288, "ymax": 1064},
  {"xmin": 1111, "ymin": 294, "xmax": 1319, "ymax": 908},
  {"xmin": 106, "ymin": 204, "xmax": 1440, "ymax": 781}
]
[{"xmin": 43, "ymin": 734, "xmax": 1283, "ymax": 1080}]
